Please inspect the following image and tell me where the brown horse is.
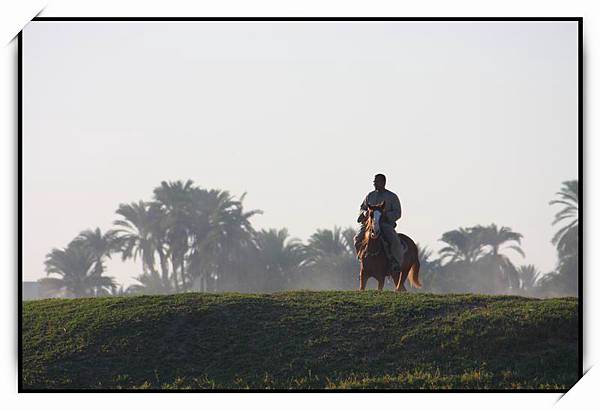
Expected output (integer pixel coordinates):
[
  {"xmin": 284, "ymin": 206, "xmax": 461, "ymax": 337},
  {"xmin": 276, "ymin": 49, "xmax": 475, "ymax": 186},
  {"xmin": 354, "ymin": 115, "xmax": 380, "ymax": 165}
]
[{"xmin": 357, "ymin": 202, "xmax": 422, "ymax": 292}]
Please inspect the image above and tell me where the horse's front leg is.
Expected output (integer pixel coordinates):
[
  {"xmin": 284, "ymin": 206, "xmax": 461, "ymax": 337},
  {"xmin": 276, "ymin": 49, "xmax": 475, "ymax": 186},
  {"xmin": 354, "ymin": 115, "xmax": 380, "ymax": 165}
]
[
  {"xmin": 359, "ymin": 268, "xmax": 367, "ymax": 291},
  {"xmin": 377, "ymin": 277, "xmax": 385, "ymax": 291}
]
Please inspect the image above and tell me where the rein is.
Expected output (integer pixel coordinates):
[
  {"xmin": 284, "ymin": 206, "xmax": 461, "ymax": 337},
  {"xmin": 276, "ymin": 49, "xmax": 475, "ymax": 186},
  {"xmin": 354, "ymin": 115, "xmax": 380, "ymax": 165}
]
[
  {"xmin": 363, "ymin": 247, "xmax": 382, "ymax": 258},
  {"xmin": 362, "ymin": 236, "xmax": 383, "ymax": 258}
]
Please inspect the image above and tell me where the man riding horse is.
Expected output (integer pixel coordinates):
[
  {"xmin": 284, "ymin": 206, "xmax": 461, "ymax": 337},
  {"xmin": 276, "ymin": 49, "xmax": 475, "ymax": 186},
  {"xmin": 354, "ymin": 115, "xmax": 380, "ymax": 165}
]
[{"xmin": 354, "ymin": 173, "xmax": 405, "ymax": 271}]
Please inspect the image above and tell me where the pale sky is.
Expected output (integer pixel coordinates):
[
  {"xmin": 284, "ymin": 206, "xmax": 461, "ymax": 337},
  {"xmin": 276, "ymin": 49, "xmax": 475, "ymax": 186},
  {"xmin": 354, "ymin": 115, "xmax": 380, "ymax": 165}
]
[{"xmin": 23, "ymin": 21, "xmax": 578, "ymax": 286}]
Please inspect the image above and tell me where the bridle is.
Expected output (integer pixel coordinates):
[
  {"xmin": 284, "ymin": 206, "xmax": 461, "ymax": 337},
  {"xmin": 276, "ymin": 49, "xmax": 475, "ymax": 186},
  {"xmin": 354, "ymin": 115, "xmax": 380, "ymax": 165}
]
[{"xmin": 369, "ymin": 209, "xmax": 382, "ymax": 239}]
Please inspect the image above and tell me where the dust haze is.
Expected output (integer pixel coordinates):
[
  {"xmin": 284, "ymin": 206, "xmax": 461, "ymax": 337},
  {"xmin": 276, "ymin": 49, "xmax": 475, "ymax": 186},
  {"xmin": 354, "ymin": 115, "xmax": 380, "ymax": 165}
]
[{"xmin": 22, "ymin": 21, "xmax": 578, "ymax": 299}]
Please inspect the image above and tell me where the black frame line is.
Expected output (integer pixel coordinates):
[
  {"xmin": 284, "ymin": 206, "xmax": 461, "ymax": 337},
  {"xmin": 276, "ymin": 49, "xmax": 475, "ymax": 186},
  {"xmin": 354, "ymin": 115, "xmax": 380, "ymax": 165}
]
[
  {"xmin": 17, "ymin": 17, "xmax": 584, "ymax": 394},
  {"xmin": 32, "ymin": 17, "xmax": 580, "ymax": 21},
  {"xmin": 18, "ymin": 27, "xmax": 23, "ymax": 395},
  {"xmin": 577, "ymin": 17, "xmax": 584, "ymax": 382}
]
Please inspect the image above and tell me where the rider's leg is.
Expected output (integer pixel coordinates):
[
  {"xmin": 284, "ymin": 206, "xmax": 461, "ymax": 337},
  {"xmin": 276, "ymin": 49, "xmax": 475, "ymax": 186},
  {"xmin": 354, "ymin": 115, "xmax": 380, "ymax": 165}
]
[
  {"xmin": 381, "ymin": 224, "xmax": 405, "ymax": 268},
  {"xmin": 353, "ymin": 224, "xmax": 367, "ymax": 257}
]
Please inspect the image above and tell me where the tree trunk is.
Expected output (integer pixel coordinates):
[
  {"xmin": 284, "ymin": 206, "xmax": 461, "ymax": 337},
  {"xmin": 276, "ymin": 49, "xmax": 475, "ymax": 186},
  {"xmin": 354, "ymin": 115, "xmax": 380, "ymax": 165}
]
[
  {"xmin": 157, "ymin": 248, "xmax": 169, "ymax": 286},
  {"xmin": 180, "ymin": 258, "xmax": 186, "ymax": 290},
  {"xmin": 172, "ymin": 259, "xmax": 179, "ymax": 293}
]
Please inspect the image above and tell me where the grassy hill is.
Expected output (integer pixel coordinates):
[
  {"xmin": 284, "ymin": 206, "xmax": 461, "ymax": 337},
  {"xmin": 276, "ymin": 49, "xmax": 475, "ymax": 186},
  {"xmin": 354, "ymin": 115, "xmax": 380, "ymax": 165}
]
[{"xmin": 22, "ymin": 291, "xmax": 578, "ymax": 390}]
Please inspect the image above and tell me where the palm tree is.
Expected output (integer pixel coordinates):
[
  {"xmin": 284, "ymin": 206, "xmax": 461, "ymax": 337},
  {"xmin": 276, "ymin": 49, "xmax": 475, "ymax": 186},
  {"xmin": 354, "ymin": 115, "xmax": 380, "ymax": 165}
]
[
  {"xmin": 114, "ymin": 201, "xmax": 160, "ymax": 276},
  {"xmin": 115, "ymin": 181, "xmax": 263, "ymax": 293},
  {"xmin": 439, "ymin": 227, "xmax": 485, "ymax": 264},
  {"xmin": 146, "ymin": 202, "xmax": 171, "ymax": 285},
  {"xmin": 187, "ymin": 188, "xmax": 262, "ymax": 291},
  {"xmin": 71, "ymin": 227, "xmax": 120, "ymax": 296},
  {"xmin": 127, "ymin": 271, "xmax": 173, "ymax": 295},
  {"xmin": 341, "ymin": 227, "xmax": 357, "ymax": 255},
  {"xmin": 476, "ymin": 224, "xmax": 525, "ymax": 290},
  {"xmin": 302, "ymin": 227, "xmax": 358, "ymax": 290},
  {"xmin": 415, "ymin": 244, "xmax": 441, "ymax": 292},
  {"xmin": 304, "ymin": 226, "xmax": 352, "ymax": 263},
  {"xmin": 477, "ymin": 224, "xmax": 525, "ymax": 259},
  {"xmin": 152, "ymin": 180, "xmax": 196, "ymax": 292},
  {"xmin": 253, "ymin": 228, "xmax": 305, "ymax": 291},
  {"xmin": 550, "ymin": 180, "xmax": 579, "ymax": 259},
  {"xmin": 516, "ymin": 264, "xmax": 542, "ymax": 291},
  {"xmin": 72, "ymin": 228, "xmax": 119, "ymax": 275},
  {"xmin": 41, "ymin": 242, "xmax": 116, "ymax": 297},
  {"xmin": 96, "ymin": 284, "xmax": 127, "ymax": 297},
  {"xmin": 546, "ymin": 180, "xmax": 579, "ymax": 295}
]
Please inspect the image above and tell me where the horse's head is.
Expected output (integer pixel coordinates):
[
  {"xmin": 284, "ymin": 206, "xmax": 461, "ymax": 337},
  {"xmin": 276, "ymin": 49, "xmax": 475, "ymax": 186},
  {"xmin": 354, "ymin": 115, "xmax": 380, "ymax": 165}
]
[{"xmin": 366, "ymin": 201, "xmax": 385, "ymax": 239}]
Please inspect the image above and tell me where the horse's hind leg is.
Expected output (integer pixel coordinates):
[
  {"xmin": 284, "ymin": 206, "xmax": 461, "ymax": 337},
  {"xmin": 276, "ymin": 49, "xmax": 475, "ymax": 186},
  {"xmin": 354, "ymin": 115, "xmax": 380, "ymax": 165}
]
[
  {"xmin": 377, "ymin": 277, "xmax": 385, "ymax": 291},
  {"xmin": 396, "ymin": 270, "xmax": 408, "ymax": 292},
  {"xmin": 391, "ymin": 272, "xmax": 400, "ymax": 290}
]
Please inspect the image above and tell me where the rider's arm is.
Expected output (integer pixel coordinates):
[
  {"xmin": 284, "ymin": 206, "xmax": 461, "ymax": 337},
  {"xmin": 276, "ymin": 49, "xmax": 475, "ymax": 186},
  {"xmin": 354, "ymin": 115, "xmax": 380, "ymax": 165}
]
[
  {"xmin": 386, "ymin": 194, "xmax": 402, "ymax": 222},
  {"xmin": 357, "ymin": 196, "xmax": 369, "ymax": 222},
  {"xmin": 360, "ymin": 195, "xmax": 369, "ymax": 212}
]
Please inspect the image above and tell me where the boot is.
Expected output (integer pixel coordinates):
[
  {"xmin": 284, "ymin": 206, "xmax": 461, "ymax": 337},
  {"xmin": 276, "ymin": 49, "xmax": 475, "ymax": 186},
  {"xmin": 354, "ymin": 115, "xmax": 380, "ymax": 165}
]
[
  {"xmin": 390, "ymin": 241, "xmax": 405, "ymax": 271},
  {"xmin": 383, "ymin": 242, "xmax": 401, "ymax": 272}
]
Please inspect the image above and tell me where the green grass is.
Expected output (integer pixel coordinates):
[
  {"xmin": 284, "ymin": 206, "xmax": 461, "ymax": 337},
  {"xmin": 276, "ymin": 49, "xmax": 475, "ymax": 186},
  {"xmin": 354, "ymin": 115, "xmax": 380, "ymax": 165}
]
[{"xmin": 22, "ymin": 291, "xmax": 578, "ymax": 390}]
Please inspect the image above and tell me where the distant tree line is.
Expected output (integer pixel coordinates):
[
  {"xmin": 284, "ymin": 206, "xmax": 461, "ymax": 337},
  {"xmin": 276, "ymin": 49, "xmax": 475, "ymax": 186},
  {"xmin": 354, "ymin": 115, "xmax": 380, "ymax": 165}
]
[{"xmin": 38, "ymin": 179, "xmax": 578, "ymax": 298}]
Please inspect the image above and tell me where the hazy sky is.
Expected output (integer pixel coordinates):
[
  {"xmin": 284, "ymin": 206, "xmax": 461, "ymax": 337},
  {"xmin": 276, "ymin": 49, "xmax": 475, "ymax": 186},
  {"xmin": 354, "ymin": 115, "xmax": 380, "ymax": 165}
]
[{"xmin": 23, "ymin": 21, "xmax": 578, "ymax": 286}]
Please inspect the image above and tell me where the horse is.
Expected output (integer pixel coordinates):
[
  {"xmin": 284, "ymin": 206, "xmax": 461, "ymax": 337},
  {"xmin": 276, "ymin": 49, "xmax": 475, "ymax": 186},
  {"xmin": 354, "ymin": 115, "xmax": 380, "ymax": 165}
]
[{"xmin": 357, "ymin": 202, "xmax": 422, "ymax": 292}]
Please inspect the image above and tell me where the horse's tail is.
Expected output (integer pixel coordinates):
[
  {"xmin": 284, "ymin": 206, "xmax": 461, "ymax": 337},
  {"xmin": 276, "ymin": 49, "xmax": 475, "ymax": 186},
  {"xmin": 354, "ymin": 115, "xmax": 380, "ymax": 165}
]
[
  {"xmin": 407, "ymin": 256, "xmax": 422, "ymax": 289},
  {"xmin": 398, "ymin": 233, "xmax": 422, "ymax": 289}
]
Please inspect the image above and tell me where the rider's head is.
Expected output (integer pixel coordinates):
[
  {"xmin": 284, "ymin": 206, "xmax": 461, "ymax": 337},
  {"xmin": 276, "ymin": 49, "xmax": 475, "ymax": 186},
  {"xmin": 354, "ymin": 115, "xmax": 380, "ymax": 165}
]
[{"xmin": 373, "ymin": 173, "xmax": 386, "ymax": 191}]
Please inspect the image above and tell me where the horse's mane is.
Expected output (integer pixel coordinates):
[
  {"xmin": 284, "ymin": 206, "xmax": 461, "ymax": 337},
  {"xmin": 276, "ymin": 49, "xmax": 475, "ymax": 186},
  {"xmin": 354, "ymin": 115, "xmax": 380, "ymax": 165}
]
[{"xmin": 358, "ymin": 212, "xmax": 375, "ymax": 259}]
